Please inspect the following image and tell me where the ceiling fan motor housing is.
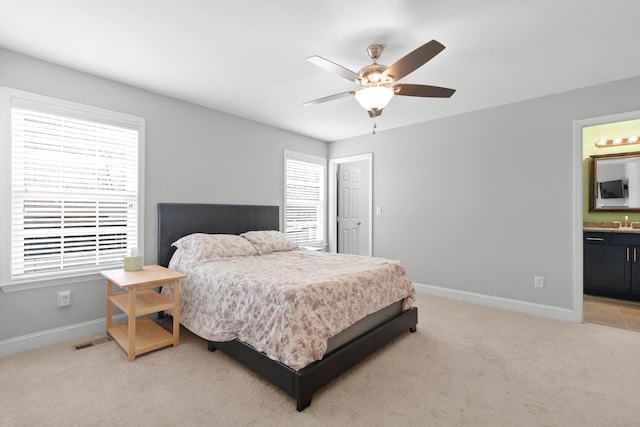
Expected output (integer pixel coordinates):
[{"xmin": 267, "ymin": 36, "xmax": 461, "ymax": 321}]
[
  {"xmin": 358, "ymin": 64, "xmax": 392, "ymax": 86},
  {"xmin": 358, "ymin": 45, "xmax": 393, "ymax": 86}
]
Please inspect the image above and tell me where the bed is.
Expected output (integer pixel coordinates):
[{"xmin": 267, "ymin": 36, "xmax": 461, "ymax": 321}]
[{"xmin": 157, "ymin": 203, "xmax": 418, "ymax": 411}]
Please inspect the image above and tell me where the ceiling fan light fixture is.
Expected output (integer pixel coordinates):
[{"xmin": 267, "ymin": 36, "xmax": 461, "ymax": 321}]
[{"xmin": 354, "ymin": 86, "xmax": 394, "ymax": 111}]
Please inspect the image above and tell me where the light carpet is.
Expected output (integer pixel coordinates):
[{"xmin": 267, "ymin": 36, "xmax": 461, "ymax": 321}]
[{"xmin": 1, "ymin": 293, "xmax": 639, "ymax": 427}]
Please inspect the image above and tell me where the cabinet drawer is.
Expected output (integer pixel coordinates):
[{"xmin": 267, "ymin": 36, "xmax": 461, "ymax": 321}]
[
  {"xmin": 584, "ymin": 232, "xmax": 610, "ymax": 244},
  {"xmin": 611, "ymin": 233, "xmax": 640, "ymax": 246}
]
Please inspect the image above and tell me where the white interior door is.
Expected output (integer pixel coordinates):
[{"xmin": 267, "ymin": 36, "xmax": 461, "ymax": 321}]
[{"xmin": 337, "ymin": 160, "xmax": 369, "ymax": 255}]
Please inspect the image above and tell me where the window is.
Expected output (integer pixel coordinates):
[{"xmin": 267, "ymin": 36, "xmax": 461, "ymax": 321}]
[
  {"xmin": 0, "ymin": 88, "xmax": 145, "ymax": 288},
  {"xmin": 284, "ymin": 150, "xmax": 326, "ymax": 246}
]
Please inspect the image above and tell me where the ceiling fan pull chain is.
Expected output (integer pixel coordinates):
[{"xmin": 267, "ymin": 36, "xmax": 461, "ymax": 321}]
[{"xmin": 372, "ymin": 118, "xmax": 377, "ymax": 135}]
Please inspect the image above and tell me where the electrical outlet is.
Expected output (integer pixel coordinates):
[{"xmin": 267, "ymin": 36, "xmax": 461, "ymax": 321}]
[
  {"xmin": 57, "ymin": 290, "xmax": 71, "ymax": 307},
  {"xmin": 534, "ymin": 276, "xmax": 544, "ymax": 288}
]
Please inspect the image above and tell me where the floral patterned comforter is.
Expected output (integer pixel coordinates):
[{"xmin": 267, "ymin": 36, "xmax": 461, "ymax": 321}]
[{"xmin": 162, "ymin": 248, "xmax": 415, "ymax": 371}]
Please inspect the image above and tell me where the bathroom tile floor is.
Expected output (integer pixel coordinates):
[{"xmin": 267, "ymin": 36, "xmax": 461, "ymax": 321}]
[{"xmin": 583, "ymin": 294, "xmax": 640, "ymax": 332}]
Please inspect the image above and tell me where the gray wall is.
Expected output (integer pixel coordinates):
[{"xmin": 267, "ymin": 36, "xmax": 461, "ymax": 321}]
[
  {"xmin": 330, "ymin": 76, "xmax": 640, "ymax": 311},
  {"xmin": 4, "ymin": 43, "xmax": 640, "ymax": 352},
  {"xmin": 0, "ymin": 48, "xmax": 326, "ymax": 344}
]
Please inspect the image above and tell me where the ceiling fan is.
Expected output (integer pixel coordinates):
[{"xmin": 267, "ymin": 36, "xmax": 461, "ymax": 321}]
[{"xmin": 304, "ymin": 40, "xmax": 455, "ymax": 118}]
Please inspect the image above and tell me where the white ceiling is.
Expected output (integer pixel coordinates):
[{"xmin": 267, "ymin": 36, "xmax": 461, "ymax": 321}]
[{"xmin": 1, "ymin": 0, "xmax": 640, "ymax": 142}]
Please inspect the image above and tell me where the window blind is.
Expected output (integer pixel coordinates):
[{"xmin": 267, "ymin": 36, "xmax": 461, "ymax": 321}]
[
  {"xmin": 285, "ymin": 154, "xmax": 326, "ymax": 246},
  {"xmin": 10, "ymin": 107, "xmax": 140, "ymax": 281}
]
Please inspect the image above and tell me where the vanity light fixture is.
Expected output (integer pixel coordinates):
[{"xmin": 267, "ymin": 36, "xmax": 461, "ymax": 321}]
[{"xmin": 595, "ymin": 135, "xmax": 640, "ymax": 148}]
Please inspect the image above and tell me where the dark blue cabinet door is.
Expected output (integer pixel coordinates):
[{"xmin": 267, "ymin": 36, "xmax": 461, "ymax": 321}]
[{"xmin": 584, "ymin": 242, "xmax": 631, "ymax": 293}]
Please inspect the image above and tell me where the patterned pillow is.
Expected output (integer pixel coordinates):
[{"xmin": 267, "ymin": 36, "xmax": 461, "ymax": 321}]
[
  {"xmin": 240, "ymin": 230, "xmax": 299, "ymax": 254},
  {"xmin": 172, "ymin": 233, "xmax": 258, "ymax": 261}
]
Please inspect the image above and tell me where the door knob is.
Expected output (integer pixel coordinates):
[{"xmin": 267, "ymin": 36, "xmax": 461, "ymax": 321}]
[{"xmin": 357, "ymin": 222, "xmax": 362, "ymax": 226}]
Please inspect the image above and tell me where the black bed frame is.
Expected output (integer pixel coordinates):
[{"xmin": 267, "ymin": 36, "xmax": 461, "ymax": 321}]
[{"xmin": 157, "ymin": 203, "xmax": 418, "ymax": 411}]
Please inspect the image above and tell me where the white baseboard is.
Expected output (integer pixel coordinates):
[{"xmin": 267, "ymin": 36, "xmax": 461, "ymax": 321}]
[
  {"xmin": 413, "ymin": 283, "xmax": 580, "ymax": 323},
  {"xmin": 0, "ymin": 314, "xmax": 127, "ymax": 358}
]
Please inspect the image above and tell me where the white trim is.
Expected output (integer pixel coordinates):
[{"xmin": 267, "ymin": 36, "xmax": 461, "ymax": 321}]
[
  {"xmin": 283, "ymin": 149, "xmax": 327, "ymax": 246},
  {"xmin": 3, "ymin": 87, "xmax": 142, "ymax": 129},
  {"xmin": 0, "ymin": 88, "xmax": 11, "ymax": 285},
  {"xmin": 0, "ymin": 313, "xmax": 127, "ymax": 358},
  {"xmin": 414, "ymin": 282, "xmax": 579, "ymax": 323},
  {"xmin": 1, "ymin": 272, "xmax": 104, "ymax": 293},
  {"xmin": 573, "ymin": 119, "xmax": 585, "ymax": 324},
  {"xmin": 328, "ymin": 153, "xmax": 373, "ymax": 255},
  {"xmin": 571, "ymin": 109, "xmax": 640, "ymax": 325},
  {"xmin": 284, "ymin": 149, "xmax": 326, "ymax": 167},
  {"xmin": 0, "ymin": 86, "xmax": 146, "ymax": 291}
]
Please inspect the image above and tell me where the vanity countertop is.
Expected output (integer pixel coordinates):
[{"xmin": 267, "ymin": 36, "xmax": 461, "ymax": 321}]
[{"xmin": 583, "ymin": 222, "xmax": 640, "ymax": 233}]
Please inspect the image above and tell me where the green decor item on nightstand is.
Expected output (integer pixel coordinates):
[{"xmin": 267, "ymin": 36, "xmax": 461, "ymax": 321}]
[{"xmin": 124, "ymin": 255, "xmax": 143, "ymax": 271}]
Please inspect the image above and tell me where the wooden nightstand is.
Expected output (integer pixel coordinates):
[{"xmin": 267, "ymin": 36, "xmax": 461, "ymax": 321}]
[{"xmin": 101, "ymin": 265, "xmax": 185, "ymax": 361}]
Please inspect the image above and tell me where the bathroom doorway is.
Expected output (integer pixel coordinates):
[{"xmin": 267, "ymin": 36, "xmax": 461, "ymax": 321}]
[{"xmin": 579, "ymin": 114, "xmax": 640, "ymax": 330}]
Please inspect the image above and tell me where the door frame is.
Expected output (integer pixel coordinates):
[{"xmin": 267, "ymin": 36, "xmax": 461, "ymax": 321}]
[
  {"xmin": 328, "ymin": 153, "xmax": 373, "ymax": 255},
  {"xmin": 573, "ymin": 109, "xmax": 640, "ymax": 323}
]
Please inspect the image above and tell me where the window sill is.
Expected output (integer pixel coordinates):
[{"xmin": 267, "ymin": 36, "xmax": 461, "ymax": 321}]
[
  {"xmin": 1, "ymin": 271, "xmax": 110, "ymax": 293},
  {"xmin": 301, "ymin": 244, "xmax": 327, "ymax": 252}
]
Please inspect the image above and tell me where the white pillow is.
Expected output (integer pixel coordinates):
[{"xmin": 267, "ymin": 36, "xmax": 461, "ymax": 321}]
[
  {"xmin": 172, "ymin": 233, "xmax": 258, "ymax": 261},
  {"xmin": 240, "ymin": 230, "xmax": 299, "ymax": 254}
]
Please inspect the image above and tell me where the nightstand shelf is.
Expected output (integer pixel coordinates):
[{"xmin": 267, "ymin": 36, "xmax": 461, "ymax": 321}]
[
  {"xmin": 107, "ymin": 318, "xmax": 174, "ymax": 356},
  {"xmin": 101, "ymin": 265, "xmax": 185, "ymax": 361},
  {"xmin": 108, "ymin": 290, "xmax": 175, "ymax": 316}
]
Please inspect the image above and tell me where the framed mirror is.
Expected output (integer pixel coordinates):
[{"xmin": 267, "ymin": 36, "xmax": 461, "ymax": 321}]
[{"xmin": 590, "ymin": 152, "xmax": 640, "ymax": 212}]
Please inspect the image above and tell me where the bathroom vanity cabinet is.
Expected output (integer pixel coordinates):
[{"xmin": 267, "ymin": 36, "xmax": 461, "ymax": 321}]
[{"xmin": 584, "ymin": 231, "xmax": 640, "ymax": 301}]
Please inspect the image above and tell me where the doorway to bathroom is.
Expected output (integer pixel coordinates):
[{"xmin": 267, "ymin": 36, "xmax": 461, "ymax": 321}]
[{"xmin": 579, "ymin": 114, "xmax": 640, "ymax": 331}]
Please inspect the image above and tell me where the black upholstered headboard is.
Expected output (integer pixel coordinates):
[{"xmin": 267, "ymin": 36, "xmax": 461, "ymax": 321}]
[{"xmin": 157, "ymin": 203, "xmax": 279, "ymax": 267}]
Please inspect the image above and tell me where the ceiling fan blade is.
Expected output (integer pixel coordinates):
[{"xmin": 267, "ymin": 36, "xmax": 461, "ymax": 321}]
[
  {"xmin": 393, "ymin": 83, "xmax": 456, "ymax": 98},
  {"xmin": 381, "ymin": 40, "xmax": 445, "ymax": 82},
  {"xmin": 303, "ymin": 91, "xmax": 355, "ymax": 106},
  {"xmin": 307, "ymin": 55, "xmax": 361, "ymax": 83},
  {"xmin": 368, "ymin": 109, "xmax": 383, "ymax": 118}
]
